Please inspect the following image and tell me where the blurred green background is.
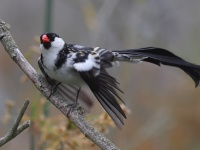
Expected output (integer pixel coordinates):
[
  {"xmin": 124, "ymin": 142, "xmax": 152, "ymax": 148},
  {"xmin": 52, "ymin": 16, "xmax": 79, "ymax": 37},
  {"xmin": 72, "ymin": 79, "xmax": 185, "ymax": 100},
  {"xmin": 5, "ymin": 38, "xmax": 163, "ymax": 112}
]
[{"xmin": 1, "ymin": 0, "xmax": 200, "ymax": 149}]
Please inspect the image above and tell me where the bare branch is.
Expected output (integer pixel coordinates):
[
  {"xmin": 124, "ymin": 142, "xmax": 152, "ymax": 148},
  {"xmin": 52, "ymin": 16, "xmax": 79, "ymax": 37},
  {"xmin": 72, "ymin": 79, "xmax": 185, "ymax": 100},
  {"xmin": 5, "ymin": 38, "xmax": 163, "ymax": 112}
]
[
  {"xmin": 0, "ymin": 99, "xmax": 30, "ymax": 147},
  {"xmin": 0, "ymin": 19, "xmax": 120, "ymax": 150}
]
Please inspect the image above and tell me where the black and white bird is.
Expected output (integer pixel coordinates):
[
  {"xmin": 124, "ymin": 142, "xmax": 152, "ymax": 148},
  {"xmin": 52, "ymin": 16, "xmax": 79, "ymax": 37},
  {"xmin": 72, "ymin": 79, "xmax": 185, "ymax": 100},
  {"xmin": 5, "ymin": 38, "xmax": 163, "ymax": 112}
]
[{"xmin": 38, "ymin": 32, "xmax": 200, "ymax": 128}]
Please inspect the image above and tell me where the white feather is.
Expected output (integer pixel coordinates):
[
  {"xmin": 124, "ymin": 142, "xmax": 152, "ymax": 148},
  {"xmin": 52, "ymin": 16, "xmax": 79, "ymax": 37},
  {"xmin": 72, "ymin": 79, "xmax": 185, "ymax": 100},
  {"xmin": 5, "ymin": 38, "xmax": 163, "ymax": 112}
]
[
  {"xmin": 73, "ymin": 54, "xmax": 100, "ymax": 72},
  {"xmin": 73, "ymin": 45, "xmax": 84, "ymax": 49}
]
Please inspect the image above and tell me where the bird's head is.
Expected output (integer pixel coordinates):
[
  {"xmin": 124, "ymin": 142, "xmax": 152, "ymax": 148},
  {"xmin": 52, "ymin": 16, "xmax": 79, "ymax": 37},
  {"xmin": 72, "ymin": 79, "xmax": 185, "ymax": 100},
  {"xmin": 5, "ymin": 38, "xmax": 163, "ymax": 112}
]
[{"xmin": 40, "ymin": 32, "xmax": 65, "ymax": 51}]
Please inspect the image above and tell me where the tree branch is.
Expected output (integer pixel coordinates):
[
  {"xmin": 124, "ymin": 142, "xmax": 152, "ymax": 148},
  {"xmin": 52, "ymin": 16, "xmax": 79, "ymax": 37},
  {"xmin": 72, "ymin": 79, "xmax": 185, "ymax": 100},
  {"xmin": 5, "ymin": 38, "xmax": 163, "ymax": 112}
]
[
  {"xmin": 0, "ymin": 99, "xmax": 30, "ymax": 147},
  {"xmin": 0, "ymin": 19, "xmax": 120, "ymax": 150}
]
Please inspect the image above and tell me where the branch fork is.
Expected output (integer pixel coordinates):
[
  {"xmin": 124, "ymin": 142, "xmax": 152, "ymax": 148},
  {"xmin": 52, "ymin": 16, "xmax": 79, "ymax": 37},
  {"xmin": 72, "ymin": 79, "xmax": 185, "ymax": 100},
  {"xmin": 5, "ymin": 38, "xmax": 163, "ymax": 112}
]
[{"xmin": 0, "ymin": 99, "xmax": 30, "ymax": 147}]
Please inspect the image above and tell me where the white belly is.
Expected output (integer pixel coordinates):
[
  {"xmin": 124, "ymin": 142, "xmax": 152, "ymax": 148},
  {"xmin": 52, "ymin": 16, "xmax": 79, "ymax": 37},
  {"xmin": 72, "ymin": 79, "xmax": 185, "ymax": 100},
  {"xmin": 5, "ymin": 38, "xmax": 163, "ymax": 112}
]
[
  {"xmin": 44, "ymin": 64, "xmax": 85, "ymax": 86},
  {"xmin": 42, "ymin": 49, "xmax": 85, "ymax": 86}
]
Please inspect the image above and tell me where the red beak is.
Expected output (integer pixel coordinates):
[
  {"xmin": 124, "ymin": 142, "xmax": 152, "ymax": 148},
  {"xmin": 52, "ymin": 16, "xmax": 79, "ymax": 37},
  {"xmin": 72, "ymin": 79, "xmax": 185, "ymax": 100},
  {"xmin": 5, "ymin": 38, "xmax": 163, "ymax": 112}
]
[{"xmin": 42, "ymin": 35, "xmax": 50, "ymax": 43}]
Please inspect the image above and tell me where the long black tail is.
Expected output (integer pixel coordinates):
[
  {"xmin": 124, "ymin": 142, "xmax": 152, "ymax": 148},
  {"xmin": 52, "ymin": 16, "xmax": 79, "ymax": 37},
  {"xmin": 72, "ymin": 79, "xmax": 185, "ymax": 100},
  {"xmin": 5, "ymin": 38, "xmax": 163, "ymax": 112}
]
[{"xmin": 112, "ymin": 47, "xmax": 200, "ymax": 87}]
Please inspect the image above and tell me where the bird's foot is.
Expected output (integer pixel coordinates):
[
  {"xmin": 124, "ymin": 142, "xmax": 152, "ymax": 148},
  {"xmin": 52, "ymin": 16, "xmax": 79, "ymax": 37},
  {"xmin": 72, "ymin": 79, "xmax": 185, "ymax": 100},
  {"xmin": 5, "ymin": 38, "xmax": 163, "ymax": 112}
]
[
  {"xmin": 47, "ymin": 82, "xmax": 61, "ymax": 99},
  {"xmin": 66, "ymin": 102, "xmax": 79, "ymax": 117}
]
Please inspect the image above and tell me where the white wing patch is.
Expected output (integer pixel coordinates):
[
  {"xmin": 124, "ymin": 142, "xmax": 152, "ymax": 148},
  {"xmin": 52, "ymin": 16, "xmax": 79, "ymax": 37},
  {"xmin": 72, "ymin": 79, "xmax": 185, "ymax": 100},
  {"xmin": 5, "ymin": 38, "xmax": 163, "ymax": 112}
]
[
  {"xmin": 73, "ymin": 53, "xmax": 100, "ymax": 72},
  {"xmin": 73, "ymin": 44, "xmax": 85, "ymax": 49}
]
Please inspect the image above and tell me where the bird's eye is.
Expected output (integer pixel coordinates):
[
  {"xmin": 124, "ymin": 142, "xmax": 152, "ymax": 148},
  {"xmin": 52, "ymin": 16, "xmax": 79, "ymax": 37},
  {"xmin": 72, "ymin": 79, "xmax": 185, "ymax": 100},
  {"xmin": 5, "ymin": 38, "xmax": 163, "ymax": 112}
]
[{"xmin": 49, "ymin": 34, "xmax": 55, "ymax": 41}]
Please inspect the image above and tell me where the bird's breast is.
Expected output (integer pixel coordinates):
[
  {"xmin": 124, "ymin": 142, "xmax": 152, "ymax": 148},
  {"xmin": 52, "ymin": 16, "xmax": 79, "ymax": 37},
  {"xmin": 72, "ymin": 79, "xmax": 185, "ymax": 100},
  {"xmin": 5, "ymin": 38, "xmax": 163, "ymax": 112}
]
[
  {"xmin": 42, "ymin": 54, "xmax": 84, "ymax": 86},
  {"xmin": 44, "ymin": 64, "xmax": 84, "ymax": 86}
]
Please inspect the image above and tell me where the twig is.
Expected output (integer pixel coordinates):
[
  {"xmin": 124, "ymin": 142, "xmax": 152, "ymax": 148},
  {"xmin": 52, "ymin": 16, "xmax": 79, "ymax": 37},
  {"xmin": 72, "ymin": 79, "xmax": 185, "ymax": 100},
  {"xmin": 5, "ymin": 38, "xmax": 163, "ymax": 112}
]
[
  {"xmin": 0, "ymin": 19, "xmax": 120, "ymax": 150},
  {"xmin": 0, "ymin": 99, "xmax": 30, "ymax": 147}
]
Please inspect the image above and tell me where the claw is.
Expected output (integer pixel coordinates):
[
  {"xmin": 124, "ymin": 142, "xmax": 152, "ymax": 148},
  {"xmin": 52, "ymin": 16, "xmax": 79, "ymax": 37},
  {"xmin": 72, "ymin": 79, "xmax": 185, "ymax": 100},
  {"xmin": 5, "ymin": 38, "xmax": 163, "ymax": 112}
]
[
  {"xmin": 66, "ymin": 102, "xmax": 79, "ymax": 117},
  {"xmin": 0, "ymin": 34, "xmax": 5, "ymax": 40},
  {"xmin": 47, "ymin": 82, "xmax": 61, "ymax": 99}
]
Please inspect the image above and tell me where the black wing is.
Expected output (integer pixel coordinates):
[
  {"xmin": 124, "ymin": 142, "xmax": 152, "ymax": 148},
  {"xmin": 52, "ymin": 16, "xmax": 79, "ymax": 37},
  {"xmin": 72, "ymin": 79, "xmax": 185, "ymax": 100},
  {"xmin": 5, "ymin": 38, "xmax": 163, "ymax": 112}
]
[
  {"xmin": 70, "ymin": 47, "xmax": 127, "ymax": 128},
  {"xmin": 79, "ymin": 69, "xmax": 126, "ymax": 128}
]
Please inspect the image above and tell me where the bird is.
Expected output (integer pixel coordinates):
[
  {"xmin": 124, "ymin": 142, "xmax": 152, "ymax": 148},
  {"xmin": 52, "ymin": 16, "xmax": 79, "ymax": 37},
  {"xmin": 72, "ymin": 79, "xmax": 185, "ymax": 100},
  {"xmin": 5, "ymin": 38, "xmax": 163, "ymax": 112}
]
[{"xmin": 38, "ymin": 32, "xmax": 200, "ymax": 128}]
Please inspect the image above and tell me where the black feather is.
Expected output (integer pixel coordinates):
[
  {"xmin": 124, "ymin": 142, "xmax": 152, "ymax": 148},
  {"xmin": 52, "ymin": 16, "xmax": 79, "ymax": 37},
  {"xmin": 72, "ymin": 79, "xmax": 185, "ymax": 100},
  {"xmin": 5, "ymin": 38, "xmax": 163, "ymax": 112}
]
[
  {"xmin": 113, "ymin": 47, "xmax": 200, "ymax": 87},
  {"xmin": 55, "ymin": 44, "xmax": 69, "ymax": 69},
  {"xmin": 79, "ymin": 69, "xmax": 126, "ymax": 128}
]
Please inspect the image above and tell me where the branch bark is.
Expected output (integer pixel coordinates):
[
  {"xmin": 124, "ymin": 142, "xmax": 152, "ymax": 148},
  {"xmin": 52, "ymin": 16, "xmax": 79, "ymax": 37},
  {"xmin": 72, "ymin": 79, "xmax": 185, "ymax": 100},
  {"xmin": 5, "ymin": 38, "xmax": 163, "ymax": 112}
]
[
  {"xmin": 0, "ymin": 99, "xmax": 30, "ymax": 147},
  {"xmin": 0, "ymin": 19, "xmax": 120, "ymax": 150}
]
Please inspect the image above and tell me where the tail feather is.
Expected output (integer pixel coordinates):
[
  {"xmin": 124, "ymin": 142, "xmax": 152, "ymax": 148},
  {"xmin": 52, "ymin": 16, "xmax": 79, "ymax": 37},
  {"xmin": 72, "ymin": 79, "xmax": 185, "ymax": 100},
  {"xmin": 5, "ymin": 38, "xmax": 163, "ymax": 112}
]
[{"xmin": 112, "ymin": 47, "xmax": 200, "ymax": 87}]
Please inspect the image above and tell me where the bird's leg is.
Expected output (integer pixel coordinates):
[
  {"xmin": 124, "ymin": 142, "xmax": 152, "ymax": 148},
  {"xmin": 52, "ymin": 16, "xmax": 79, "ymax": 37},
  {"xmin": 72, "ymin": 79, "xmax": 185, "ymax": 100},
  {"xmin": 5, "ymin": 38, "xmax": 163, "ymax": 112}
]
[
  {"xmin": 47, "ymin": 82, "xmax": 61, "ymax": 99},
  {"xmin": 67, "ymin": 87, "xmax": 81, "ymax": 116},
  {"xmin": 0, "ymin": 34, "xmax": 5, "ymax": 40}
]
